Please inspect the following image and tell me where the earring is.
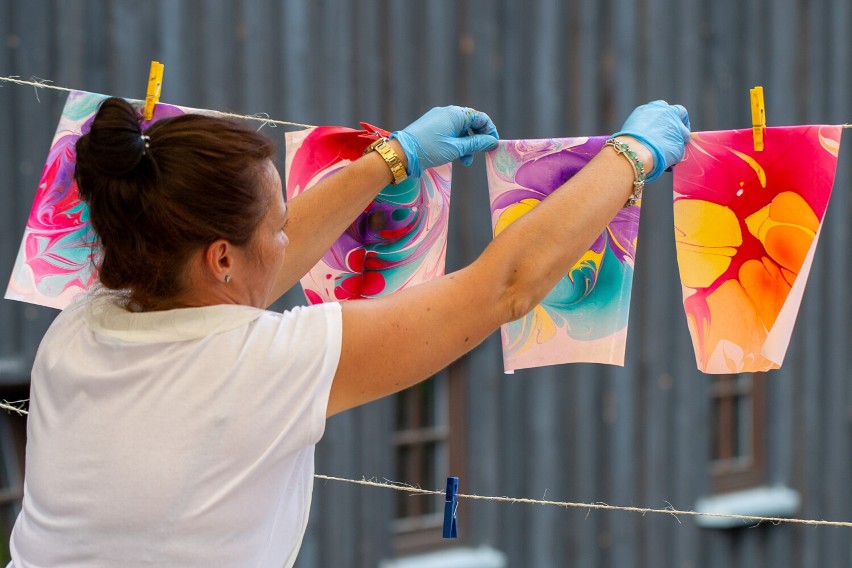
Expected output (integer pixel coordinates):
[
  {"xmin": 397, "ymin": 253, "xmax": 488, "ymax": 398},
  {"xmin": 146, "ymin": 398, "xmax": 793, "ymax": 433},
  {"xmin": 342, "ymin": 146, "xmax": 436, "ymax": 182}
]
[{"xmin": 224, "ymin": 274, "xmax": 232, "ymax": 284}]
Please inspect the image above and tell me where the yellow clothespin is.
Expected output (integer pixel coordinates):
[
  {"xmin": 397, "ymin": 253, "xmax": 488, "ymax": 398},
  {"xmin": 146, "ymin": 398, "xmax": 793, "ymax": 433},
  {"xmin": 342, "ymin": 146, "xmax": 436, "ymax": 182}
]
[
  {"xmin": 143, "ymin": 61, "xmax": 165, "ymax": 121},
  {"xmin": 750, "ymin": 86, "xmax": 765, "ymax": 151}
]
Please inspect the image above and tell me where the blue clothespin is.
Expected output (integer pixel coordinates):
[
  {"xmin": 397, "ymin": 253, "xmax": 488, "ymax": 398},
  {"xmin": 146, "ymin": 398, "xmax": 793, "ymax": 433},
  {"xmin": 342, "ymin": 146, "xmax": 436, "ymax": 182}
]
[{"xmin": 443, "ymin": 476, "xmax": 459, "ymax": 538}]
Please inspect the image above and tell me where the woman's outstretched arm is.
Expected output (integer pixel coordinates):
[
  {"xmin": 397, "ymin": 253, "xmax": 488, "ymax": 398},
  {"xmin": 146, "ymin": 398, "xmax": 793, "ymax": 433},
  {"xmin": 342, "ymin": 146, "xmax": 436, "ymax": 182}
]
[{"xmin": 327, "ymin": 101, "xmax": 690, "ymax": 416}]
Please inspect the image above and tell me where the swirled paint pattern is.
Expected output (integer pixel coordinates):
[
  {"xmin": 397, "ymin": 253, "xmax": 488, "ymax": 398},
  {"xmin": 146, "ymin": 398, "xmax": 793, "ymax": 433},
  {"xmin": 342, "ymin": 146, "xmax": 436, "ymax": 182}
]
[
  {"xmin": 285, "ymin": 125, "xmax": 451, "ymax": 303},
  {"xmin": 5, "ymin": 90, "xmax": 212, "ymax": 309},
  {"xmin": 485, "ymin": 136, "xmax": 641, "ymax": 372},
  {"xmin": 673, "ymin": 126, "xmax": 842, "ymax": 374}
]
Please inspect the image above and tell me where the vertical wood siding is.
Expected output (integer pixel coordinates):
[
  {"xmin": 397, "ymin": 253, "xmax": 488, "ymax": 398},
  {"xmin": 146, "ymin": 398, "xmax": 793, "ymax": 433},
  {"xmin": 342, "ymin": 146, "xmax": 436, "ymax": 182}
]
[{"xmin": 0, "ymin": 1, "xmax": 849, "ymax": 566}]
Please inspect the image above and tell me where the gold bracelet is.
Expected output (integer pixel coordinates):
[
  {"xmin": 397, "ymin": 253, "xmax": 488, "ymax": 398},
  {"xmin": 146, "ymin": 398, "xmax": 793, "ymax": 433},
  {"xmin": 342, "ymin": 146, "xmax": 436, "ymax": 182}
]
[
  {"xmin": 363, "ymin": 137, "xmax": 408, "ymax": 185},
  {"xmin": 604, "ymin": 138, "xmax": 646, "ymax": 207}
]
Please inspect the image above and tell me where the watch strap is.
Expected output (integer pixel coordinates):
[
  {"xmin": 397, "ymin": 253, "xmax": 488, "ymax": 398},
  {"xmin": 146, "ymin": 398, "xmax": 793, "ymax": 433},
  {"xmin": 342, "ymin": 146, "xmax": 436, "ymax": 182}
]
[{"xmin": 364, "ymin": 138, "xmax": 408, "ymax": 185}]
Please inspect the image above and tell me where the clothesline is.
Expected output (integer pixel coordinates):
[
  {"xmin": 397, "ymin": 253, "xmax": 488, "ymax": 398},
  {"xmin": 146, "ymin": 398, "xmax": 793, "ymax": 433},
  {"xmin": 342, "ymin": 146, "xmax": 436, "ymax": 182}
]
[
  {"xmin": 315, "ymin": 474, "xmax": 852, "ymax": 529},
  {"xmin": 0, "ymin": 400, "xmax": 848, "ymax": 529},
  {"xmin": 0, "ymin": 75, "xmax": 314, "ymax": 129},
  {"xmin": 2, "ymin": 75, "xmax": 851, "ymax": 131}
]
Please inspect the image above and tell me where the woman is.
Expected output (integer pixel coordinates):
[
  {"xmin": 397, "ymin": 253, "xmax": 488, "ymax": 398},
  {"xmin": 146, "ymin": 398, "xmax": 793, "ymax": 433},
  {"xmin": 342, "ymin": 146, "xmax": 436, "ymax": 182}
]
[{"xmin": 8, "ymin": 99, "xmax": 689, "ymax": 567}]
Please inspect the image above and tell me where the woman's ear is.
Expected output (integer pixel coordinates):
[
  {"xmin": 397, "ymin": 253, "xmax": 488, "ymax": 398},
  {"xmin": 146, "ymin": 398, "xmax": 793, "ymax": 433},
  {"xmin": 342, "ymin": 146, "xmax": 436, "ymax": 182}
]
[{"xmin": 203, "ymin": 239, "xmax": 234, "ymax": 283}]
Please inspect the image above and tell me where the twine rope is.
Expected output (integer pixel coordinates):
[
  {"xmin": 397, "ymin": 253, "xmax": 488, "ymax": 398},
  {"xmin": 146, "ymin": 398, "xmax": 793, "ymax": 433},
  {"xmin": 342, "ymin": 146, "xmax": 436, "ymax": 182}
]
[
  {"xmin": 0, "ymin": 401, "xmax": 28, "ymax": 416},
  {"xmin": 5, "ymin": 399, "xmax": 849, "ymax": 528},
  {"xmin": 0, "ymin": 75, "xmax": 315, "ymax": 129},
  {"xmin": 315, "ymin": 474, "xmax": 852, "ymax": 529},
  {"xmin": 2, "ymin": 75, "xmax": 850, "ymax": 130}
]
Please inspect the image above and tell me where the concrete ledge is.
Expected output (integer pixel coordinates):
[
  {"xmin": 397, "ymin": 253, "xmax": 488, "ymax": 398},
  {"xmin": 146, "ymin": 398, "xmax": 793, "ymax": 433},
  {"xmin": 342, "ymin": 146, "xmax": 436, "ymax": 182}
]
[
  {"xmin": 380, "ymin": 546, "xmax": 507, "ymax": 568},
  {"xmin": 694, "ymin": 485, "xmax": 801, "ymax": 529}
]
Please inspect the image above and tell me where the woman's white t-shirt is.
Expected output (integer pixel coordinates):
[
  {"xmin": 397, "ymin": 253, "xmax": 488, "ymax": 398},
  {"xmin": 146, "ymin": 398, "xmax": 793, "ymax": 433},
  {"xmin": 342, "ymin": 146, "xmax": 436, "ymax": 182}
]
[{"xmin": 8, "ymin": 296, "xmax": 343, "ymax": 568}]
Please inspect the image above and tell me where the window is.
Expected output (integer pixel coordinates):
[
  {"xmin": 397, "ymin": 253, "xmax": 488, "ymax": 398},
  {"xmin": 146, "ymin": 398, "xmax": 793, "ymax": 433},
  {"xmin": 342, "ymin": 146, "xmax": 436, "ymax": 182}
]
[
  {"xmin": 391, "ymin": 362, "xmax": 465, "ymax": 553},
  {"xmin": 0, "ymin": 388, "xmax": 28, "ymax": 564},
  {"xmin": 708, "ymin": 373, "xmax": 766, "ymax": 492}
]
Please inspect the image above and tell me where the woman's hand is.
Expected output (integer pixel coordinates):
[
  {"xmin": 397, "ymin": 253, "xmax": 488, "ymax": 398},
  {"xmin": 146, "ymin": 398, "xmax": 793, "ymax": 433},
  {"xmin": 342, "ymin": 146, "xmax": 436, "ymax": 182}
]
[
  {"xmin": 612, "ymin": 100, "xmax": 691, "ymax": 181},
  {"xmin": 390, "ymin": 106, "xmax": 499, "ymax": 178}
]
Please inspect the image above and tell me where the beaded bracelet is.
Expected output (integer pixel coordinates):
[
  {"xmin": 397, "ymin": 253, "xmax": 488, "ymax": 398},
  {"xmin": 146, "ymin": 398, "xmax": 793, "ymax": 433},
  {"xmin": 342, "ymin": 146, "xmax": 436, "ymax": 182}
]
[{"xmin": 604, "ymin": 138, "xmax": 646, "ymax": 207}]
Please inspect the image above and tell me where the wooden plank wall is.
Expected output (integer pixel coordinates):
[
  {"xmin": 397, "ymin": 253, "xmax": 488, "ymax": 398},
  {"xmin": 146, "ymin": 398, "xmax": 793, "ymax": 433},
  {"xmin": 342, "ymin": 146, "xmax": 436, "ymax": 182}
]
[{"xmin": 0, "ymin": 1, "xmax": 849, "ymax": 567}]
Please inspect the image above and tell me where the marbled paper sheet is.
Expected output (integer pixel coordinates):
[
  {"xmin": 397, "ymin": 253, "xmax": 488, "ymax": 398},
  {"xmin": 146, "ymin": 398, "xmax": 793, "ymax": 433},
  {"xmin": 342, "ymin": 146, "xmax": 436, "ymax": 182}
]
[
  {"xmin": 673, "ymin": 126, "xmax": 842, "ymax": 374},
  {"xmin": 285, "ymin": 126, "xmax": 451, "ymax": 303},
  {"xmin": 485, "ymin": 136, "xmax": 641, "ymax": 373},
  {"xmin": 5, "ymin": 90, "xmax": 214, "ymax": 309}
]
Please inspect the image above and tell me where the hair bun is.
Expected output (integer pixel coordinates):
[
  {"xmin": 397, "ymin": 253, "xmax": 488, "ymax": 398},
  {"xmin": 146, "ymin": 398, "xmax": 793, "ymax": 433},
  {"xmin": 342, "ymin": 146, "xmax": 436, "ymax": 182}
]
[{"xmin": 75, "ymin": 97, "xmax": 149, "ymax": 180}]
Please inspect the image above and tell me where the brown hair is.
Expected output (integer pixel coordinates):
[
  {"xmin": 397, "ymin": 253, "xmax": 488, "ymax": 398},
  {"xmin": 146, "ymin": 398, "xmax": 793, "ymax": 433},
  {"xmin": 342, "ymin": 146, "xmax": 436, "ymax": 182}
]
[{"xmin": 74, "ymin": 97, "xmax": 275, "ymax": 310}]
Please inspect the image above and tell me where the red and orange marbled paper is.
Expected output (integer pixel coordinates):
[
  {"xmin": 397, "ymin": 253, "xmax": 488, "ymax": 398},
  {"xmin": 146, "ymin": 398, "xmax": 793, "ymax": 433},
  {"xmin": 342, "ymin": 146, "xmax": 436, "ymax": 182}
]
[{"xmin": 673, "ymin": 126, "xmax": 842, "ymax": 374}]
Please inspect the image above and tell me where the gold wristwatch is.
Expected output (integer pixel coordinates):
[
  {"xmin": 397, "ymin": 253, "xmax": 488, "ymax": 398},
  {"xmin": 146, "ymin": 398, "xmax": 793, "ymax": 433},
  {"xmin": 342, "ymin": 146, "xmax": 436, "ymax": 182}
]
[{"xmin": 363, "ymin": 137, "xmax": 408, "ymax": 185}]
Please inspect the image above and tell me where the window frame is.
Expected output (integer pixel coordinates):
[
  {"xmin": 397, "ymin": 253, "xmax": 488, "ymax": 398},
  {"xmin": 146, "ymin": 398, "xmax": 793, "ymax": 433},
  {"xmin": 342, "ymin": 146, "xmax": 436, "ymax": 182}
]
[
  {"xmin": 708, "ymin": 373, "xmax": 767, "ymax": 493},
  {"xmin": 391, "ymin": 361, "xmax": 466, "ymax": 553},
  {"xmin": 0, "ymin": 387, "xmax": 28, "ymax": 563}
]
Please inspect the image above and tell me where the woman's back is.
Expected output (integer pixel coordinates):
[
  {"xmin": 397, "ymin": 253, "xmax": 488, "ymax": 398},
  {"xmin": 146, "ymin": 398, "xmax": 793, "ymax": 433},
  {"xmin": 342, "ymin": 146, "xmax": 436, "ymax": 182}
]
[{"xmin": 10, "ymin": 297, "xmax": 342, "ymax": 567}]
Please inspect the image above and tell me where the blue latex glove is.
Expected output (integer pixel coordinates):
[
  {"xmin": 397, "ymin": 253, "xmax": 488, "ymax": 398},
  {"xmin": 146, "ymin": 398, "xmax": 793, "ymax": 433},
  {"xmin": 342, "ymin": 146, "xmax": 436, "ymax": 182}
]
[
  {"xmin": 390, "ymin": 106, "xmax": 499, "ymax": 178},
  {"xmin": 611, "ymin": 100, "xmax": 691, "ymax": 182}
]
